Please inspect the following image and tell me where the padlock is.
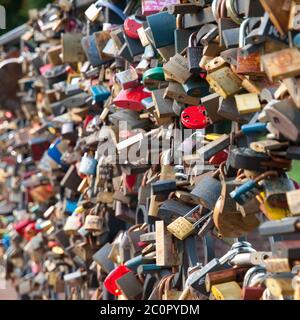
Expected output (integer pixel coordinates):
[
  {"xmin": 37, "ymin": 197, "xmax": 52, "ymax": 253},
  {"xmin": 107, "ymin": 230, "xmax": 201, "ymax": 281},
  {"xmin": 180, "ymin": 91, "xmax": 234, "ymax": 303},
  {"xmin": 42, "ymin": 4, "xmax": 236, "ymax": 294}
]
[
  {"xmin": 167, "ymin": 205, "xmax": 212, "ymax": 240},
  {"xmin": 116, "ymin": 271, "xmax": 143, "ymax": 300},
  {"xmin": 257, "ymin": 191, "xmax": 291, "ymax": 221},
  {"xmin": 93, "ymin": 242, "xmax": 115, "ymax": 274},
  {"xmin": 236, "ymin": 18, "xmax": 262, "ymax": 75},
  {"xmin": 205, "ymin": 267, "xmax": 249, "ymax": 293},
  {"xmin": 142, "ymin": 0, "xmax": 180, "ymax": 16},
  {"xmin": 265, "ymin": 99, "xmax": 300, "ymax": 142},
  {"xmin": 90, "ymin": 85, "xmax": 111, "ymax": 103},
  {"xmin": 84, "ymin": 213, "xmax": 102, "ymax": 233},
  {"xmin": 261, "ymin": 174, "xmax": 295, "ymax": 208},
  {"xmin": 124, "ymin": 16, "xmax": 143, "ymax": 40},
  {"xmin": 116, "ymin": 68, "xmax": 139, "ymax": 90},
  {"xmin": 152, "ymin": 88, "xmax": 175, "ymax": 118},
  {"xmin": 261, "ymin": 48, "xmax": 300, "ymax": 82},
  {"xmin": 61, "ymin": 122, "xmax": 77, "ymax": 142},
  {"xmin": 174, "ymin": 14, "xmax": 196, "ymax": 54},
  {"xmin": 146, "ymin": 11, "xmax": 176, "ymax": 49},
  {"xmin": 191, "ymin": 174, "xmax": 222, "ymax": 210},
  {"xmin": 182, "ymin": 76, "xmax": 210, "ymax": 97},
  {"xmin": 163, "ymin": 53, "xmax": 192, "ymax": 84},
  {"xmin": 230, "ymin": 171, "xmax": 278, "ymax": 205},
  {"xmin": 234, "ymin": 93, "xmax": 261, "ymax": 114},
  {"xmin": 155, "ymin": 220, "xmax": 182, "ymax": 266},
  {"xmin": 164, "ymin": 82, "xmax": 200, "ymax": 105},
  {"xmin": 211, "ymin": 281, "xmax": 242, "ymax": 300},
  {"xmin": 186, "ymin": 32, "xmax": 202, "ymax": 74},
  {"xmin": 114, "ymin": 85, "xmax": 152, "ymax": 111},
  {"xmin": 79, "ymin": 153, "xmax": 98, "ymax": 176},
  {"xmin": 259, "ymin": 0, "xmax": 291, "ymax": 36},
  {"xmin": 180, "ymin": 105, "xmax": 209, "ymax": 129},
  {"xmin": 93, "ymin": 30, "xmax": 113, "ymax": 63},
  {"xmin": 287, "ymin": 189, "xmax": 300, "ymax": 216},
  {"xmin": 62, "ymin": 33, "xmax": 86, "ymax": 63},
  {"xmin": 81, "ymin": 35, "xmax": 105, "ymax": 67},
  {"xmin": 206, "ymin": 66, "xmax": 242, "ymax": 99}
]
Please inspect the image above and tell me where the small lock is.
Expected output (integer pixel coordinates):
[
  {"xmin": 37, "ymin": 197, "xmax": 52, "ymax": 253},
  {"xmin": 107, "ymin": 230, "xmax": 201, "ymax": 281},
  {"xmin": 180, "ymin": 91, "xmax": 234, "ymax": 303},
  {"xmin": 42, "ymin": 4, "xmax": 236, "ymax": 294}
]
[
  {"xmin": 84, "ymin": 214, "xmax": 102, "ymax": 232},
  {"xmin": 187, "ymin": 32, "xmax": 202, "ymax": 74},
  {"xmin": 90, "ymin": 85, "xmax": 111, "ymax": 103},
  {"xmin": 79, "ymin": 153, "xmax": 98, "ymax": 176},
  {"xmin": 180, "ymin": 105, "xmax": 209, "ymax": 129},
  {"xmin": 234, "ymin": 93, "xmax": 261, "ymax": 114},
  {"xmin": 124, "ymin": 16, "xmax": 143, "ymax": 40},
  {"xmin": 167, "ymin": 205, "xmax": 212, "ymax": 240},
  {"xmin": 116, "ymin": 67, "xmax": 139, "ymax": 90},
  {"xmin": 85, "ymin": 3, "xmax": 102, "ymax": 22}
]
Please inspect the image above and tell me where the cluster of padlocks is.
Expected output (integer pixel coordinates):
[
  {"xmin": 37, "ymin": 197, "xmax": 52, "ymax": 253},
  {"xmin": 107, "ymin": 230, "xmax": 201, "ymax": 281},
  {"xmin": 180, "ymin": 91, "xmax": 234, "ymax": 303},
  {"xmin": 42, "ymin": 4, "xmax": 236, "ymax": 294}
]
[{"xmin": 0, "ymin": 0, "xmax": 300, "ymax": 300}]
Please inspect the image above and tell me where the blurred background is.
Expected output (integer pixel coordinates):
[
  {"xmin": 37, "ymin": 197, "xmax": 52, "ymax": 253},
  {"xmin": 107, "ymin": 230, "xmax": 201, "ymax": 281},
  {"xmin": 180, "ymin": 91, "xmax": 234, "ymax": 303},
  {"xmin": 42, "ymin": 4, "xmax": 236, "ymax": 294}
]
[{"xmin": 0, "ymin": 0, "xmax": 51, "ymax": 35}]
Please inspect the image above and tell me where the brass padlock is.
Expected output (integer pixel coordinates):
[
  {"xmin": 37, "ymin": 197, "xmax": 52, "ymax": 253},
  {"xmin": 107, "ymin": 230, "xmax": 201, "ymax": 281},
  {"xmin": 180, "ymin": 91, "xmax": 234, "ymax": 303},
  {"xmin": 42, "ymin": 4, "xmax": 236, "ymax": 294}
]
[
  {"xmin": 234, "ymin": 93, "xmax": 261, "ymax": 114},
  {"xmin": 206, "ymin": 66, "xmax": 242, "ymax": 99},
  {"xmin": 211, "ymin": 281, "xmax": 242, "ymax": 300},
  {"xmin": 167, "ymin": 205, "xmax": 212, "ymax": 240}
]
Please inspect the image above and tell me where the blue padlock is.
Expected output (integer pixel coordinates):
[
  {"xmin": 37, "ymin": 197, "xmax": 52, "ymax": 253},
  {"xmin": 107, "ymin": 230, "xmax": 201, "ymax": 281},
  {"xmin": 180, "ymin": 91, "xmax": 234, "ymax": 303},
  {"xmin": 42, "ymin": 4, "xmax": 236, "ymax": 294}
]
[
  {"xmin": 293, "ymin": 33, "xmax": 300, "ymax": 48},
  {"xmin": 146, "ymin": 11, "xmax": 176, "ymax": 49},
  {"xmin": 125, "ymin": 255, "xmax": 143, "ymax": 270},
  {"xmin": 90, "ymin": 85, "xmax": 111, "ymax": 103},
  {"xmin": 79, "ymin": 153, "xmax": 98, "ymax": 176},
  {"xmin": 65, "ymin": 200, "xmax": 78, "ymax": 215},
  {"xmin": 47, "ymin": 138, "xmax": 63, "ymax": 165},
  {"xmin": 241, "ymin": 123, "xmax": 267, "ymax": 135},
  {"xmin": 230, "ymin": 180, "xmax": 258, "ymax": 205},
  {"xmin": 138, "ymin": 264, "xmax": 163, "ymax": 272},
  {"xmin": 81, "ymin": 35, "xmax": 104, "ymax": 67}
]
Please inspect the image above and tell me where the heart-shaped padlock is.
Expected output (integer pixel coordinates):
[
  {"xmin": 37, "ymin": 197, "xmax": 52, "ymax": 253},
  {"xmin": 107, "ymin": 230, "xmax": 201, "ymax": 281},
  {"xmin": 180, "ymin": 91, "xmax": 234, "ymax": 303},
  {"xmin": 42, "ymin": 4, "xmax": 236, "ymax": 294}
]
[{"xmin": 180, "ymin": 105, "xmax": 209, "ymax": 129}]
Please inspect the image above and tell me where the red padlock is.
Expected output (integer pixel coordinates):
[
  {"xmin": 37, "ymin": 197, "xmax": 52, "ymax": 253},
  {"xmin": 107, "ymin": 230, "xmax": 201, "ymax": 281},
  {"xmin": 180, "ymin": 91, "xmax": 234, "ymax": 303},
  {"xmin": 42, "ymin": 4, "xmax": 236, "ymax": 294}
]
[
  {"xmin": 124, "ymin": 16, "xmax": 143, "ymax": 40},
  {"xmin": 113, "ymin": 85, "xmax": 151, "ymax": 111},
  {"xmin": 181, "ymin": 105, "xmax": 209, "ymax": 129},
  {"xmin": 104, "ymin": 265, "xmax": 131, "ymax": 296},
  {"xmin": 209, "ymin": 149, "xmax": 229, "ymax": 165},
  {"xmin": 24, "ymin": 222, "xmax": 38, "ymax": 241}
]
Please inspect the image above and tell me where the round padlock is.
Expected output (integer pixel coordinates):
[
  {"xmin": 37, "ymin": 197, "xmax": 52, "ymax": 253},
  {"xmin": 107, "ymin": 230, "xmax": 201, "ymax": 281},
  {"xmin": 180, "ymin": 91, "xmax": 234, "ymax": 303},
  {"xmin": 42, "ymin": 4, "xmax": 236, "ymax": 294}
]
[
  {"xmin": 181, "ymin": 105, "xmax": 209, "ymax": 129},
  {"xmin": 124, "ymin": 16, "xmax": 143, "ymax": 40}
]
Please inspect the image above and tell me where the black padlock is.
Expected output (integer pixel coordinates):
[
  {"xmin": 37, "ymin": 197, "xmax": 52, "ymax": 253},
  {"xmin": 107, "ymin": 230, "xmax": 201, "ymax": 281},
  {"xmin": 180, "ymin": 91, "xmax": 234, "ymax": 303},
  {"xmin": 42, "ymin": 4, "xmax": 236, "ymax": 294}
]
[{"xmin": 187, "ymin": 32, "xmax": 202, "ymax": 74}]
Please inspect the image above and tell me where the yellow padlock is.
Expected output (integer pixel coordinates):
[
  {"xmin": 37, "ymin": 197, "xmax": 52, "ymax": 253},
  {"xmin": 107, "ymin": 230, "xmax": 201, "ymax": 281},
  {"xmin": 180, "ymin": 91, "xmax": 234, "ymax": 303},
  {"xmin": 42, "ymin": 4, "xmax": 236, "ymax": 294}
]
[{"xmin": 211, "ymin": 281, "xmax": 242, "ymax": 300}]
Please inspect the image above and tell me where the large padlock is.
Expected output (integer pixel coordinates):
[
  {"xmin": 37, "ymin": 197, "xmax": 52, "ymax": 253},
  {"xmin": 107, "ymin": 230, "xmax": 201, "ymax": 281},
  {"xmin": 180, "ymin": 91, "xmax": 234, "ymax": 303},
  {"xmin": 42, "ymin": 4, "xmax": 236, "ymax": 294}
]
[
  {"xmin": 174, "ymin": 14, "xmax": 197, "ymax": 54},
  {"xmin": 146, "ymin": 11, "xmax": 176, "ymax": 49}
]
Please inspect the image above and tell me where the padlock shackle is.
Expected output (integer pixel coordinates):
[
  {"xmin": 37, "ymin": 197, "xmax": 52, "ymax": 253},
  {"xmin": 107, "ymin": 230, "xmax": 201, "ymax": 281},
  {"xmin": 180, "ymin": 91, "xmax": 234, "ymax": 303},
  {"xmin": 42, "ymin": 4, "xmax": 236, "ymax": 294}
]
[
  {"xmin": 176, "ymin": 14, "xmax": 184, "ymax": 30},
  {"xmin": 239, "ymin": 18, "xmax": 250, "ymax": 48},
  {"xmin": 254, "ymin": 170, "xmax": 279, "ymax": 183},
  {"xmin": 193, "ymin": 210, "xmax": 213, "ymax": 228},
  {"xmin": 183, "ymin": 204, "xmax": 201, "ymax": 218},
  {"xmin": 94, "ymin": 1, "xmax": 127, "ymax": 21},
  {"xmin": 188, "ymin": 31, "xmax": 198, "ymax": 48}
]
